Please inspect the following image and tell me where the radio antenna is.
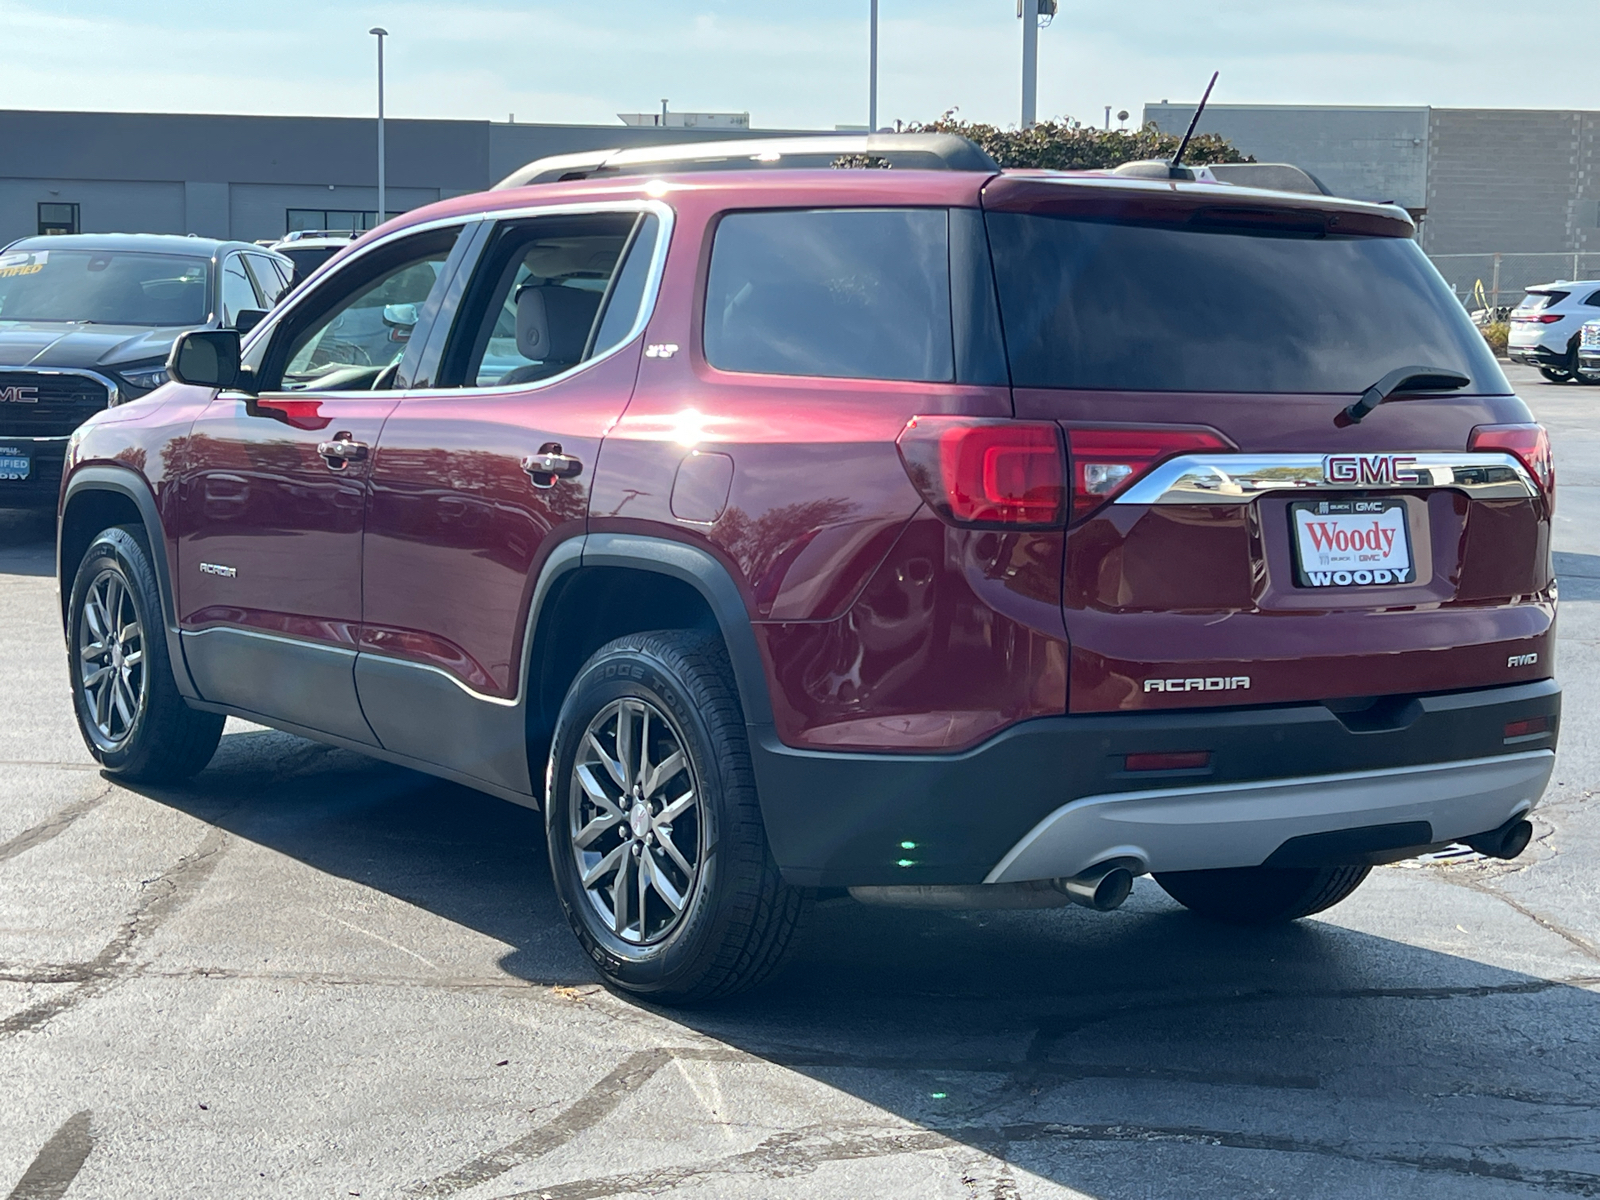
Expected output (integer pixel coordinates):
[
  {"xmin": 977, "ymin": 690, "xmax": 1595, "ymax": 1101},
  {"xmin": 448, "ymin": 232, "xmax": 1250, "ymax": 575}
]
[{"xmin": 1171, "ymin": 71, "xmax": 1219, "ymax": 169}]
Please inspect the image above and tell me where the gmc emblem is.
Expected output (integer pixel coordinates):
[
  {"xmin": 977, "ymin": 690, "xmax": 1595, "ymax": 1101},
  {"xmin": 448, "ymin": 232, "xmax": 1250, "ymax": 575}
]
[
  {"xmin": 0, "ymin": 385, "xmax": 38, "ymax": 404},
  {"xmin": 1324, "ymin": 454, "xmax": 1419, "ymax": 485}
]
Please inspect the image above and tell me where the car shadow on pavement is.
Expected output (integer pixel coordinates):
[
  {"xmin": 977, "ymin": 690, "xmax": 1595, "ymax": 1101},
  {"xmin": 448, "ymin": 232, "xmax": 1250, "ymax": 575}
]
[{"xmin": 132, "ymin": 725, "xmax": 1600, "ymax": 1198}]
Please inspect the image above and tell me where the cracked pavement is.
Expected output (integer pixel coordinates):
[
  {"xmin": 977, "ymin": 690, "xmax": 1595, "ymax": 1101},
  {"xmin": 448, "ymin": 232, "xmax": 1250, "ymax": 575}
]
[{"xmin": 2, "ymin": 362, "xmax": 1598, "ymax": 1199}]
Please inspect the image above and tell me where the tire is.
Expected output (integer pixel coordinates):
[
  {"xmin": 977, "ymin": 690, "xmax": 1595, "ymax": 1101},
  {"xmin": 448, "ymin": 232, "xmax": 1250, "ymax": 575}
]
[
  {"xmin": 1153, "ymin": 863, "xmax": 1371, "ymax": 925},
  {"xmin": 67, "ymin": 526, "xmax": 223, "ymax": 782},
  {"xmin": 1540, "ymin": 367, "xmax": 1575, "ymax": 384},
  {"xmin": 545, "ymin": 631, "xmax": 808, "ymax": 1003}
]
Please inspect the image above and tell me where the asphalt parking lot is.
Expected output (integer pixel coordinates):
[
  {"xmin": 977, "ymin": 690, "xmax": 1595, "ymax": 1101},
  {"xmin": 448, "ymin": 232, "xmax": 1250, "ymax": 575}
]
[{"xmin": 2, "ymin": 361, "xmax": 1598, "ymax": 1199}]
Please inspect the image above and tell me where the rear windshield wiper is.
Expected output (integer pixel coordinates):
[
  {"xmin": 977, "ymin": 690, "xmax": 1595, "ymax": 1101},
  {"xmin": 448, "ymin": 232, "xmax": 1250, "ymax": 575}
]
[{"xmin": 1336, "ymin": 365, "xmax": 1470, "ymax": 427}]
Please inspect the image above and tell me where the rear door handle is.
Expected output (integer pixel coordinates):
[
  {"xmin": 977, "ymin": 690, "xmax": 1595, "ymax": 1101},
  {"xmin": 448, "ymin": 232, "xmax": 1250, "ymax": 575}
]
[
  {"xmin": 317, "ymin": 434, "xmax": 368, "ymax": 470},
  {"xmin": 521, "ymin": 445, "xmax": 583, "ymax": 489}
]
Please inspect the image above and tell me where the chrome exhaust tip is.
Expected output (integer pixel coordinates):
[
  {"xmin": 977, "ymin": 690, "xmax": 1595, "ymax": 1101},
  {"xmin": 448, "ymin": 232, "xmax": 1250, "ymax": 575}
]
[{"xmin": 1055, "ymin": 862, "xmax": 1136, "ymax": 911}]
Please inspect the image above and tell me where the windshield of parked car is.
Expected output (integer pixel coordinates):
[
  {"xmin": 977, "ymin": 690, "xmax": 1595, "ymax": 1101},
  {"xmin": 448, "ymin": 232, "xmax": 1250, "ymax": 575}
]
[
  {"xmin": 985, "ymin": 214, "xmax": 1502, "ymax": 392},
  {"xmin": 0, "ymin": 248, "xmax": 211, "ymax": 326}
]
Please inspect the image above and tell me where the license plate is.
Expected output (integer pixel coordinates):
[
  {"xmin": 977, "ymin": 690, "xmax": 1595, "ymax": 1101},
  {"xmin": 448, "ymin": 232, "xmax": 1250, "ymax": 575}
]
[
  {"xmin": 0, "ymin": 455, "xmax": 28, "ymax": 481},
  {"xmin": 1291, "ymin": 499, "xmax": 1412, "ymax": 587}
]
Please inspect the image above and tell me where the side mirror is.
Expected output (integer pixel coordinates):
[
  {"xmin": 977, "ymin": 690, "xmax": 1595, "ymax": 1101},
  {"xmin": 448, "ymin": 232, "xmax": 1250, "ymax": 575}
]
[
  {"xmin": 382, "ymin": 302, "xmax": 419, "ymax": 328},
  {"xmin": 234, "ymin": 308, "xmax": 268, "ymax": 335},
  {"xmin": 168, "ymin": 329, "xmax": 242, "ymax": 390}
]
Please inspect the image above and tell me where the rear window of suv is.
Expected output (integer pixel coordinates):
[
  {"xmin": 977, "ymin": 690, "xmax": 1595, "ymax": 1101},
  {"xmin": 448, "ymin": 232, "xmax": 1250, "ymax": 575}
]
[
  {"xmin": 704, "ymin": 208, "xmax": 954, "ymax": 383},
  {"xmin": 1514, "ymin": 291, "xmax": 1564, "ymax": 313},
  {"xmin": 985, "ymin": 213, "xmax": 1500, "ymax": 393}
]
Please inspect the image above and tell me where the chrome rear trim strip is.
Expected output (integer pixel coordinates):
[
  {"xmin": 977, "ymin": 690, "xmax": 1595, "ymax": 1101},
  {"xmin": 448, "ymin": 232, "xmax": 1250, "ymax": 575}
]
[{"xmin": 1114, "ymin": 451, "xmax": 1537, "ymax": 506}]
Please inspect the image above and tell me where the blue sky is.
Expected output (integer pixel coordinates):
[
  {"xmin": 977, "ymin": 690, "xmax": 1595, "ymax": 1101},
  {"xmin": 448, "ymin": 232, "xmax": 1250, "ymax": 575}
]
[{"xmin": 7, "ymin": 1, "xmax": 1593, "ymax": 129}]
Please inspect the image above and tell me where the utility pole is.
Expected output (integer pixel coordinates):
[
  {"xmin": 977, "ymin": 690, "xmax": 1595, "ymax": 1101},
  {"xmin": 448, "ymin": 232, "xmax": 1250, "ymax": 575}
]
[
  {"xmin": 869, "ymin": 0, "xmax": 879, "ymax": 132},
  {"xmin": 370, "ymin": 27, "xmax": 387, "ymax": 229},
  {"xmin": 1020, "ymin": 0, "xmax": 1038, "ymax": 128}
]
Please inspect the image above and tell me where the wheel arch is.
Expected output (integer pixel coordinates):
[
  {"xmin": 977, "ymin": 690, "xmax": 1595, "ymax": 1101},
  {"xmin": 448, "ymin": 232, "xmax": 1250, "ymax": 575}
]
[
  {"xmin": 58, "ymin": 466, "xmax": 197, "ymax": 697},
  {"xmin": 525, "ymin": 533, "xmax": 774, "ymax": 781}
]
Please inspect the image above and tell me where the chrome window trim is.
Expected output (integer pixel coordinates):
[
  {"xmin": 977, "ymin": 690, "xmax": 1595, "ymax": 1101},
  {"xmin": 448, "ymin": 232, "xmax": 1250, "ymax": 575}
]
[
  {"xmin": 0, "ymin": 366, "xmax": 120, "ymax": 407},
  {"xmin": 238, "ymin": 198, "xmax": 675, "ymax": 400},
  {"xmin": 1113, "ymin": 451, "xmax": 1538, "ymax": 506}
]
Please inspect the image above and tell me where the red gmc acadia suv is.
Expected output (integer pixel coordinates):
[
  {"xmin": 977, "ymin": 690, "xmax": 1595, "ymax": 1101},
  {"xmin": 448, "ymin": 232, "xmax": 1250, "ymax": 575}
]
[{"xmin": 55, "ymin": 135, "xmax": 1560, "ymax": 1002}]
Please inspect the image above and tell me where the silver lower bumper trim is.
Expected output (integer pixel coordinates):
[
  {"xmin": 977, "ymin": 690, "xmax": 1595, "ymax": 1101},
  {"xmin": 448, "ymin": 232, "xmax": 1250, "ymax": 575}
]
[{"xmin": 985, "ymin": 750, "xmax": 1554, "ymax": 884}]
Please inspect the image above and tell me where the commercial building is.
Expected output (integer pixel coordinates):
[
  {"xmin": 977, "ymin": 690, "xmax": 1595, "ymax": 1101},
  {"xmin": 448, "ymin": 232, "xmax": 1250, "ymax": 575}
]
[
  {"xmin": 0, "ymin": 108, "xmax": 800, "ymax": 248},
  {"xmin": 1145, "ymin": 103, "xmax": 1600, "ymax": 299}
]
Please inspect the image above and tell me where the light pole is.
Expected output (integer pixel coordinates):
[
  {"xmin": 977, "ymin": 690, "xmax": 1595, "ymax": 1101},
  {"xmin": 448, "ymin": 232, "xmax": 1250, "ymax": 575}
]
[
  {"xmin": 370, "ymin": 27, "xmax": 388, "ymax": 230},
  {"xmin": 1020, "ymin": 0, "xmax": 1038, "ymax": 128},
  {"xmin": 869, "ymin": 0, "xmax": 879, "ymax": 133},
  {"xmin": 1018, "ymin": 0, "xmax": 1056, "ymax": 129}
]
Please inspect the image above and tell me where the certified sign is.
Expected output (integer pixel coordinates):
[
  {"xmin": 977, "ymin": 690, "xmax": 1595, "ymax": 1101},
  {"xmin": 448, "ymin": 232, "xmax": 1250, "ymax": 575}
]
[{"xmin": 1291, "ymin": 498, "xmax": 1413, "ymax": 587}]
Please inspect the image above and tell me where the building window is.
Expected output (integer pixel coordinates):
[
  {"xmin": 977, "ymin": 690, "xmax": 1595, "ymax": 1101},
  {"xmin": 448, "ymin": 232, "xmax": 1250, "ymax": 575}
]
[
  {"xmin": 38, "ymin": 202, "xmax": 79, "ymax": 236},
  {"xmin": 285, "ymin": 208, "xmax": 400, "ymax": 235}
]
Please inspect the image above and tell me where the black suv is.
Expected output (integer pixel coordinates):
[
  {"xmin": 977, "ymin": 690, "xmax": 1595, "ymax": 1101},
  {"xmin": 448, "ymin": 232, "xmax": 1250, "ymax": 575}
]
[{"xmin": 0, "ymin": 233, "xmax": 293, "ymax": 507}]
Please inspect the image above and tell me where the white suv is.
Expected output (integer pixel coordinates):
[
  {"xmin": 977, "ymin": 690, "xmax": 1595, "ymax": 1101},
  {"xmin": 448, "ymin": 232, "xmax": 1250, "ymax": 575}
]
[{"xmin": 1508, "ymin": 281, "xmax": 1600, "ymax": 382}]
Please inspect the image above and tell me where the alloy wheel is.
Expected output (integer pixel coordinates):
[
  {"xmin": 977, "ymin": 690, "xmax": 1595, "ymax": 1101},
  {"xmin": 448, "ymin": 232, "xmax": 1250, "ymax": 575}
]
[
  {"xmin": 77, "ymin": 568, "xmax": 146, "ymax": 749},
  {"xmin": 569, "ymin": 697, "xmax": 702, "ymax": 945}
]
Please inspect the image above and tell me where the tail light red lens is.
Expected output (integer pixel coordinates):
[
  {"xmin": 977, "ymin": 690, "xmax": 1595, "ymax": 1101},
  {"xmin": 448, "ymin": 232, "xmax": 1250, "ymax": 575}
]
[
  {"xmin": 1538, "ymin": 313, "xmax": 1563, "ymax": 324},
  {"xmin": 1065, "ymin": 426, "xmax": 1235, "ymax": 520},
  {"xmin": 1469, "ymin": 422, "xmax": 1555, "ymax": 507},
  {"xmin": 1504, "ymin": 715, "xmax": 1549, "ymax": 740},
  {"xmin": 1125, "ymin": 750, "xmax": 1211, "ymax": 772},
  {"xmin": 897, "ymin": 417, "xmax": 1066, "ymax": 527}
]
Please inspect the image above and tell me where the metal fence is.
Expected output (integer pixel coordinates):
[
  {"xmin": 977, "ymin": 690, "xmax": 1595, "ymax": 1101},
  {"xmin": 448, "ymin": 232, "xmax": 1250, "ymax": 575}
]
[{"xmin": 1428, "ymin": 252, "xmax": 1600, "ymax": 312}]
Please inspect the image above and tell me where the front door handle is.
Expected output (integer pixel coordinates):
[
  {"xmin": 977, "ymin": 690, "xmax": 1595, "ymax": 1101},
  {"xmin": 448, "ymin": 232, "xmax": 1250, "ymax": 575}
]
[
  {"xmin": 521, "ymin": 444, "xmax": 583, "ymax": 489},
  {"xmin": 317, "ymin": 433, "xmax": 369, "ymax": 470}
]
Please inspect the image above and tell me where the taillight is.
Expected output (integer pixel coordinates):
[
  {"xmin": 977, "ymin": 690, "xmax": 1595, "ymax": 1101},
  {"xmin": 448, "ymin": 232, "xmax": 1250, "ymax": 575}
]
[
  {"xmin": 1064, "ymin": 426, "xmax": 1235, "ymax": 520},
  {"xmin": 1538, "ymin": 313, "xmax": 1563, "ymax": 324},
  {"xmin": 1469, "ymin": 422, "xmax": 1555, "ymax": 507},
  {"xmin": 896, "ymin": 417, "xmax": 1066, "ymax": 527}
]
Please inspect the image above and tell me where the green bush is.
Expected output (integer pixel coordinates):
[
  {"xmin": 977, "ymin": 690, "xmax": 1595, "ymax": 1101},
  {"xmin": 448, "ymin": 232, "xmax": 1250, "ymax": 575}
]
[
  {"xmin": 905, "ymin": 111, "xmax": 1253, "ymax": 171},
  {"xmin": 1480, "ymin": 321, "xmax": 1509, "ymax": 357}
]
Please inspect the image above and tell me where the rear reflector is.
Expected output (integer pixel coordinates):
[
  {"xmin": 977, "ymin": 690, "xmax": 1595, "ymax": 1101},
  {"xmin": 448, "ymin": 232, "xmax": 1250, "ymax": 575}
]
[
  {"xmin": 897, "ymin": 417, "xmax": 1066, "ymax": 528},
  {"xmin": 1504, "ymin": 716, "xmax": 1549, "ymax": 740},
  {"xmin": 1468, "ymin": 422, "xmax": 1555, "ymax": 508},
  {"xmin": 1125, "ymin": 750, "xmax": 1211, "ymax": 772},
  {"xmin": 1065, "ymin": 425, "xmax": 1235, "ymax": 520}
]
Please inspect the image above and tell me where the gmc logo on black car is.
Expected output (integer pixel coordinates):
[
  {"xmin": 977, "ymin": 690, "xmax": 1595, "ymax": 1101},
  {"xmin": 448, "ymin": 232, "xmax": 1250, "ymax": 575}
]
[
  {"xmin": 1324, "ymin": 454, "xmax": 1419, "ymax": 485},
  {"xmin": 0, "ymin": 386, "xmax": 38, "ymax": 404}
]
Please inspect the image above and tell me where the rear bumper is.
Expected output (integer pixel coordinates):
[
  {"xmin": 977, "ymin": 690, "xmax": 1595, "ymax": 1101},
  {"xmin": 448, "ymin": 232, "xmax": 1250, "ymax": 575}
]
[
  {"xmin": 986, "ymin": 750, "xmax": 1551, "ymax": 882},
  {"xmin": 1509, "ymin": 343, "xmax": 1572, "ymax": 367},
  {"xmin": 0, "ymin": 435, "xmax": 67, "ymax": 509},
  {"xmin": 750, "ymin": 679, "xmax": 1560, "ymax": 887}
]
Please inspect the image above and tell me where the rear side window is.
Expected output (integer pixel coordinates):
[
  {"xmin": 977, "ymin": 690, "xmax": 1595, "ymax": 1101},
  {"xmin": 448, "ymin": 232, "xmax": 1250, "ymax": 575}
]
[
  {"xmin": 986, "ymin": 213, "xmax": 1501, "ymax": 393},
  {"xmin": 704, "ymin": 208, "xmax": 954, "ymax": 383}
]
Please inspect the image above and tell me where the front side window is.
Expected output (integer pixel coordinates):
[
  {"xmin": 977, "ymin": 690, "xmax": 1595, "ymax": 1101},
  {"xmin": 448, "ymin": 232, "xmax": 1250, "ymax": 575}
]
[
  {"xmin": 442, "ymin": 210, "xmax": 659, "ymax": 389},
  {"xmin": 0, "ymin": 248, "xmax": 209, "ymax": 326},
  {"xmin": 986, "ymin": 212, "xmax": 1501, "ymax": 393},
  {"xmin": 220, "ymin": 254, "xmax": 261, "ymax": 328},
  {"xmin": 244, "ymin": 254, "xmax": 291, "ymax": 307},
  {"xmin": 703, "ymin": 208, "xmax": 954, "ymax": 383},
  {"xmin": 265, "ymin": 228, "xmax": 459, "ymax": 392}
]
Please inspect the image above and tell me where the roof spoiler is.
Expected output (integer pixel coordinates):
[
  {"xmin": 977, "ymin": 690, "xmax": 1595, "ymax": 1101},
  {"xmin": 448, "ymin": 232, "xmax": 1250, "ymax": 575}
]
[{"xmin": 493, "ymin": 133, "xmax": 1000, "ymax": 189}]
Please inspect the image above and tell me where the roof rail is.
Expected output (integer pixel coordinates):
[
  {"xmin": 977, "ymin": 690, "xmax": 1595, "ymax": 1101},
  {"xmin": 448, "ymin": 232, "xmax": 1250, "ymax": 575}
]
[{"xmin": 493, "ymin": 133, "xmax": 1000, "ymax": 189}]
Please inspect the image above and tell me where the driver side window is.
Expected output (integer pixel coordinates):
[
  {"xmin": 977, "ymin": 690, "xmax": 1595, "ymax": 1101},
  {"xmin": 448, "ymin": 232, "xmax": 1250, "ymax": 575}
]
[{"xmin": 258, "ymin": 226, "xmax": 460, "ymax": 393}]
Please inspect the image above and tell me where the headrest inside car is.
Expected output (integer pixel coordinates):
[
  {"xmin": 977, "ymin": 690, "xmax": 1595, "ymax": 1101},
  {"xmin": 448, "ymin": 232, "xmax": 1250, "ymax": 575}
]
[{"xmin": 515, "ymin": 284, "xmax": 602, "ymax": 364}]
